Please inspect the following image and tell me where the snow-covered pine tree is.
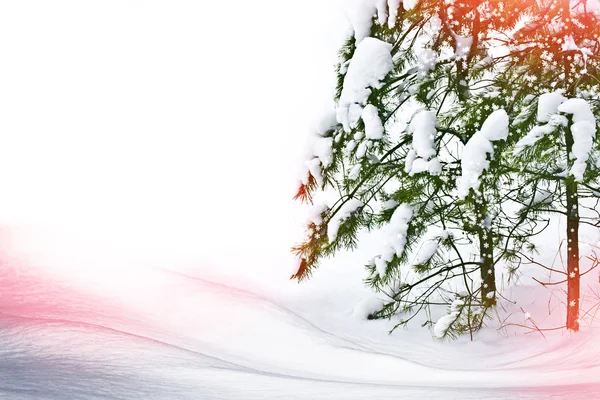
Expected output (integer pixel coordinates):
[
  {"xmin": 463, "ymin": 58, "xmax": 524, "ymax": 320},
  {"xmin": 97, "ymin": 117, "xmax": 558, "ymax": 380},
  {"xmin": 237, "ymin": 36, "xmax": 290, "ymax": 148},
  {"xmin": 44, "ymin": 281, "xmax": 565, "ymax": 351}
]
[
  {"xmin": 292, "ymin": 0, "xmax": 539, "ymax": 338},
  {"xmin": 494, "ymin": 0, "xmax": 600, "ymax": 332}
]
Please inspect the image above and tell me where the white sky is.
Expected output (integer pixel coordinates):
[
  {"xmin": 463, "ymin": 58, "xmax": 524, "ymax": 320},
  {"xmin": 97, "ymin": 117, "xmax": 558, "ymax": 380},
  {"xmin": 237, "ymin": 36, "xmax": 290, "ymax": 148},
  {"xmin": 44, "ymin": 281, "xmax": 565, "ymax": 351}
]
[{"xmin": 0, "ymin": 0, "xmax": 348, "ymax": 285}]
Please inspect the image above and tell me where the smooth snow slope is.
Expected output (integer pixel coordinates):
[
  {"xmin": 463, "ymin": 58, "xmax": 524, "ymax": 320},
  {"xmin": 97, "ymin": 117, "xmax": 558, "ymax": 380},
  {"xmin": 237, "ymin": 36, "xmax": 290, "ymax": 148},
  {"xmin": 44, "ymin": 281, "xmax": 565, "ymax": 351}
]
[{"xmin": 1, "ymin": 247, "xmax": 600, "ymax": 400}]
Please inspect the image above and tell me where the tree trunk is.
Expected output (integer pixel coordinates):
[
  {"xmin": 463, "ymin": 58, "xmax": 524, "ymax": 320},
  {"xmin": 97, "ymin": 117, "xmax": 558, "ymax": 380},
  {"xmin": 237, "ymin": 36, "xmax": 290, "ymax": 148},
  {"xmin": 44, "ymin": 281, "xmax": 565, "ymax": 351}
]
[
  {"xmin": 564, "ymin": 172, "xmax": 580, "ymax": 324},
  {"xmin": 479, "ymin": 230, "xmax": 496, "ymax": 307},
  {"xmin": 562, "ymin": 8, "xmax": 580, "ymax": 329},
  {"xmin": 565, "ymin": 179, "xmax": 580, "ymax": 331},
  {"xmin": 475, "ymin": 200, "xmax": 496, "ymax": 307},
  {"xmin": 565, "ymin": 115, "xmax": 580, "ymax": 330}
]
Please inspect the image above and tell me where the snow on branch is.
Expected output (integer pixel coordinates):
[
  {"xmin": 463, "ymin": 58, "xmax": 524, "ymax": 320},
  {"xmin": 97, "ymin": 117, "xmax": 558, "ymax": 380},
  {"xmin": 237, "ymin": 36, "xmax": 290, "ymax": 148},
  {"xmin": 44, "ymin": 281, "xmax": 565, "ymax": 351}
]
[
  {"xmin": 405, "ymin": 110, "xmax": 442, "ymax": 176},
  {"xmin": 373, "ymin": 204, "xmax": 413, "ymax": 277},
  {"xmin": 413, "ymin": 228, "xmax": 448, "ymax": 267},
  {"xmin": 336, "ymin": 37, "xmax": 394, "ymax": 133},
  {"xmin": 537, "ymin": 91, "xmax": 567, "ymax": 123},
  {"xmin": 457, "ymin": 109, "xmax": 509, "ymax": 198},
  {"xmin": 514, "ymin": 93, "xmax": 597, "ymax": 182},
  {"xmin": 558, "ymin": 98, "xmax": 597, "ymax": 182},
  {"xmin": 327, "ymin": 198, "xmax": 363, "ymax": 243},
  {"xmin": 433, "ymin": 299, "xmax": 464, "ymax": 339},
  {"xmin": 514, "ymin": 91, "xmax": 568, "ymax": 152},
  {"xmin": 348, "ymin": 0, "xmax": 403, "ymax": 42},
  {"xmin": 361, "ymin": 104, "xmax": 384, "ymax": 140}
]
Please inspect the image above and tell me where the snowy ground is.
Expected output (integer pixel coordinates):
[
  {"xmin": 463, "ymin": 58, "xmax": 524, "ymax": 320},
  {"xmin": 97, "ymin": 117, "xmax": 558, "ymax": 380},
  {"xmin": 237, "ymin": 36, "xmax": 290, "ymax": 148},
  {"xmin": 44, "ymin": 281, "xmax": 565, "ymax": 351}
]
[{"xmin": 1, "ymin": 229, "xmax": 600, "ymax": 399}]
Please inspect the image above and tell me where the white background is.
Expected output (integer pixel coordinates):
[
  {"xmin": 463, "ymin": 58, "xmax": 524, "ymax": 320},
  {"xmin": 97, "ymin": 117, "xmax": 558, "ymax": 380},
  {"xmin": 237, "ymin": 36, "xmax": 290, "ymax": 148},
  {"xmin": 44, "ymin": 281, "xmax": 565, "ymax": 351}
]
[{"xmin": 0, "ymin": 0, "xmax": 347, "ymax": 284}]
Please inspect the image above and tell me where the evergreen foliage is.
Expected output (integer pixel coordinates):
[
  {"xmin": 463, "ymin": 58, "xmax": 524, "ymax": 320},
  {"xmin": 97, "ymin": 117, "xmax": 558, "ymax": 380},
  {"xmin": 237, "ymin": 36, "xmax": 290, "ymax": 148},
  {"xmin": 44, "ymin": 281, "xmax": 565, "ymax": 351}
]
[{"xmin": 293, "ymin": 0, "xmax": 600, "ymax": 338}]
